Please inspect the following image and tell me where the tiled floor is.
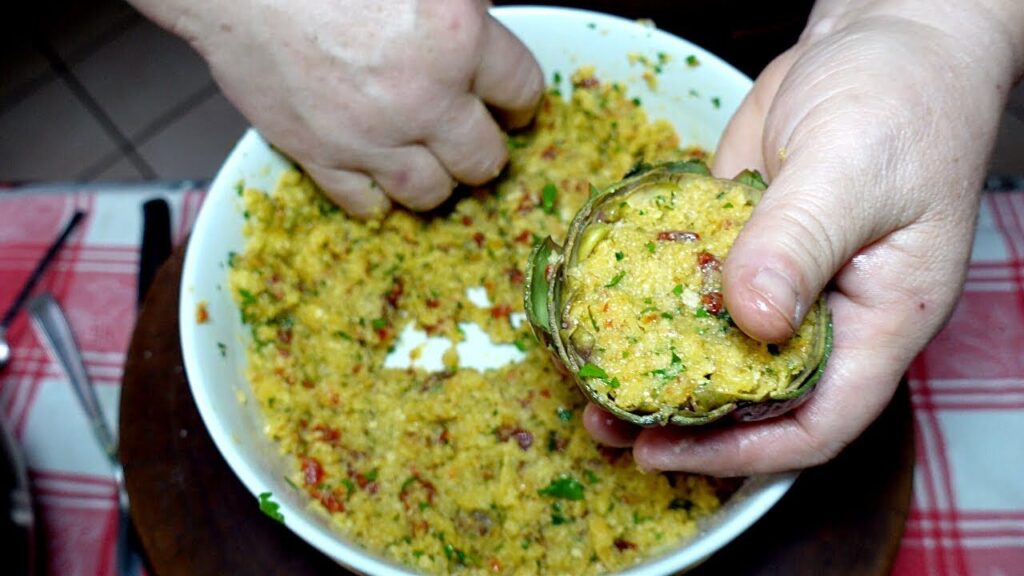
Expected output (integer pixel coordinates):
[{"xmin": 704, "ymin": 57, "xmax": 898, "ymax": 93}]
[{"xmin": 0, "ymin": 0, "xmax": 1022, "ymax": 184}]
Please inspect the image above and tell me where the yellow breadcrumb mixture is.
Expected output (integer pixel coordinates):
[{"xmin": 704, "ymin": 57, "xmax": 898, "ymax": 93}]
[
  {"xmin": 564, "ymin": 175, "xmax": 819, "ymax": 415},
  {"xmin": 227, "ymin": 69, "xmax": 731, "ymax": 575}
]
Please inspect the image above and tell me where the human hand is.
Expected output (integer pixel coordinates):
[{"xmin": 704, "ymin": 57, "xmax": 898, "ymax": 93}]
[
  {"xmin": 135, "ymin": 0, "xmax": 543, "ymax": 218},
  {"xmin": 585, "ymin": 0, "xmax": 1024, "ymax": 475}
]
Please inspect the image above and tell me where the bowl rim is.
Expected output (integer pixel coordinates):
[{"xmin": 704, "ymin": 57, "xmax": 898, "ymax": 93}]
[{"xmin": 179, "ymin": 5, "xmax": 797, "ymax": 575}]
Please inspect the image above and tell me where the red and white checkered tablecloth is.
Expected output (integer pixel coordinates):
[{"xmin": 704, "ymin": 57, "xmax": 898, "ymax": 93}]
[{"xmin": 0, "ymin": 184, "xmax": 1021, "ymax": 575}]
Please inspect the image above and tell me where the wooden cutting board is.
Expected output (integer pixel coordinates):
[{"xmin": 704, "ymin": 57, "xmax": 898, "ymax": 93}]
[{"xmin": 120, "ymin": 249, "xmax": 914, "ymax": 575}]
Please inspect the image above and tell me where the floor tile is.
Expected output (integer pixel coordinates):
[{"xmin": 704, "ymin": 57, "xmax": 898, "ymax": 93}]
[
  {"xmin": 47, "ymin": 0, "xmax": 142, "ymax": 63},
  {"xmin": 0, "ymin": 41, "xmax": 53, "ymax": 111},
  {"xmin": 71, "ymin": 19, "xmax": 211, "ymax": 138},
  {"xmin": 88, "ymin": 155, "xmax": 145, "ymax": 181},
  {"xmin": 989, "ymin": 112, "xmax": 1024, "ymax": 176},
  {"xmin": 0, "ymin": 78, "xmax": 121, "ymax": 181},
  {"xmin": 137, "ymin": 91, "xmax": 250, "ymax": 180}
]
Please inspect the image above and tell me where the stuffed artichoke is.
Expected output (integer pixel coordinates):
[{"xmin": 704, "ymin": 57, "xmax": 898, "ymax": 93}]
[{"xmin": 524, "ymin": 161, "xmax": 831, "ymax": 426}]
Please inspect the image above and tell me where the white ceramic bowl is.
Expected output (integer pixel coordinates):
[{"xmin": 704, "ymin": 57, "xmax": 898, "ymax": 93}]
[{"xmin": 180, "ymin": 6, "xmax": 796, "ymax": 575}]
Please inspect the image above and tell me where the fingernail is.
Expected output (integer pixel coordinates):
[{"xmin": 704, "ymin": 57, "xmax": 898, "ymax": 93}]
[{"xmin": 750, "ymin": 268, "xmax": 800, "ymax": 329}]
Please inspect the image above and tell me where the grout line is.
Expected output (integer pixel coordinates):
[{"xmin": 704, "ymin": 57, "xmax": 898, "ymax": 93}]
[
  {"xmin": 130, "ymin": 82, "xmax": 220, "ymax": 148},
  {"xmin": 33, "ymin": 40, "xmax": 157, "ymax": 179},
  {"xmin": 0, "ymin": 14, "xmax": 142, "ymax": 116},
  {"xmin": 78, "ymin": 82, "xmax": 220, "ymax": 180}
]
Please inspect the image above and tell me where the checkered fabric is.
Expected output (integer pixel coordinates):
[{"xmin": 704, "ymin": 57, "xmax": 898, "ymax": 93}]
[{"xmin": 0, "ymin": 184, "xmax": 1021, "ymax": 575}]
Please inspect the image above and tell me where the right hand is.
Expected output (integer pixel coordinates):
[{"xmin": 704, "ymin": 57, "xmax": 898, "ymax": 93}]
[{"xmin": 143, "ymin": 0, "xmax": 543, "ymax": 218}]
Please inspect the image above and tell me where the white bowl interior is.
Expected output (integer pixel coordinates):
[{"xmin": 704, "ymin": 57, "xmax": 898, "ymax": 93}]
[{"xmin": 179, "ymin": 6, "xmax": 795, "ymax": 575}]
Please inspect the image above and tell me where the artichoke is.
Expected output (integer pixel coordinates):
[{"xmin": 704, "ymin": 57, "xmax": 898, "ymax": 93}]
[{"xmin": 525, "ymin": 161, "xmax": 831, "ymax": 426}]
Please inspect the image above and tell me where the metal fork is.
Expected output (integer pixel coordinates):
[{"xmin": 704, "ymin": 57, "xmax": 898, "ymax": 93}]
[{"xmin": 27, "ymin": 293, "xmax": 144, "ymax": 576}]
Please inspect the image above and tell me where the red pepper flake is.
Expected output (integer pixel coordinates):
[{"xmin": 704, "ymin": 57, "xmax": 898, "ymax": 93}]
[
  {"xmin": 575, "ymin": 75, "xmax": 600, "ymax": 88},
  {"xmin": 385, "ymin": 279, "xmax": 404, "ymax": 309},
  {"xmin": 514, "ymin": 230, "xmax": 532, "ymax": 244},
  {"xmin": 496, "ymin": 425, "xmax": 534, "ymax": 450},
  {"xmin": 277, "ymin": 328, "xmax": 293, "ymax": 344},
  {"xmin": 438, "ymin": 428, "xmax": 450, "ymax": 445},
  {"xmin": 352, "ymin": 363, "xmax": 364, "ymax": 375},
  {"xmin": 539, "ymin": 389, "xmax": 551, "ymax": 398},
  {"xmin": 697, "ymin": 251, "xmax": 720, "ymax": 270},
  {"xmin": 313, "ymin": 424, "xmax": 341, "ymax": 445},
  {"xmin": 643, "ymin": 313, "xmax": 659, "ymax": 324},
  {"xmin": 366, "ymin": 481, "xmax": 380, "ymax": 495},
  {"xmin": 302, "ymin": 457, "xmax": 324, "ymax": 487},
  {"xmin": 490, "ymin": 304, "xmax": 513, "ymax": 319},
  {"xmin": 195, "ymin": 302, "xmax": 209, "ymax": 324},
  {"xmin": 541, "ymin": 144, "xmax": 558, "ymax": 160},
  {"xmin": 489, "ymin": 558, "xmax": 503, "ymax": 573},
  {"xmin": 473, "ymin": 232, "xmax": 486, "ymax": 247},
  {"xmin": 376, "ymin": 328, "xmax": 390, "ymax": 341},
  {"xmin": 702, "ymin": 291, "xmax": 724, "ymax": 315},
  {"xmin": 657, "ymin": 230, "xmax": 700, "ymax": 242},
  {"xmin": 614, "ymin": 538, "xmax": 638, "ymax": 551},
  {"xmin": 544, "ymin": 263, "xmax": 555, "ymax": 281},
  {"xmin": 461, "ymin": 215, "xmax": 473, "ymax": 226},
  {"xmin": 425, "ymin": 298, "xmax": 440, "ymax": 309},
  {"xmin": 316, "ymin": 490, "xmax": 346, "ymax": 513},
  {"xmin": 354, "ymin": 473, "xmax": 370, "ymax": 489},
  {"xmin": 301, "ymin": 379, "xmax": 314, "ymax": 389},
  {"xmin": 507, "ymin": 267, "xmax": 524, "ymax": 284},
  {"xmin": 399, "ymin": 474, "xmax": 437, "ymax": 511}
]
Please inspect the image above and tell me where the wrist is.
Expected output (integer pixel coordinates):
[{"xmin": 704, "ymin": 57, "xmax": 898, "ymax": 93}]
[
  {"xmin": 125, "ymin": 0, "xmax": 241, "ymax": 49},
  {"xmin": 804, "ymin": 0, "xmax": 1024, "ymax": 87}
]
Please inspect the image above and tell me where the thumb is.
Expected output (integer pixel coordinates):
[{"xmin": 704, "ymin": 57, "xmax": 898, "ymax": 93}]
[{"xmin": 722, "ymin": 140, "xmax": 904, "ymax": 343}]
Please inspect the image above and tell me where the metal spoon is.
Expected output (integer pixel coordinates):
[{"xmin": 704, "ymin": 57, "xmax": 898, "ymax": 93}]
[{"xmin": 0, "ymin": 211, "xmax": 85, "ymax": 370}]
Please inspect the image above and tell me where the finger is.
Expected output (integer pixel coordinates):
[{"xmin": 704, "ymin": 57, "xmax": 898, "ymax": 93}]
[
  {"xmin": 365, "ymin": 145, "xmax": 456, "ymax": 211},
  {"xmin": 303, "ymin": 163, "xmax": 391, "ymax": 219},
  {"xmin": 472, "ymin": 15, "xmax": 544, "ymax": 128},
  {"xmin": 721, "ymin": 115, "xmax": 910, "ymax": 343},
  {"xmin": 631, "ymin": 293, "xmax": 902, "ymax": 475},
  {"xmin": 426, "ymin": 96, "xmax": 508, "ymax": 185},
  {"xmin": 582, "ymin": 403, "xmax": 639, "ymax": 448},
  {"xmin": 712, "ymin": 49, "xmax": 798, "ymax": 178}
]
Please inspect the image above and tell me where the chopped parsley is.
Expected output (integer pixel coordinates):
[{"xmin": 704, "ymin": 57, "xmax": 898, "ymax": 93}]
[
  {"xmin": 541, "ymin": 183, "xmax": 558, "ymax": 214},
  {"xmin": 578, "ymin": 363, "xmax": 608, "ymax": 379},
  {"xmin": 651, "ymin": 350, "xmax": 686, "ymax": 380},
  {"xmin": 615, "ymin": 251, "xmax": 625, "ymax": 261},
  {"xmin": 538, "ymin": 475, "xmax": 585, "ymax": 500},
  {"xmin": 645, "ymin": 241, "xmax": 656, "ymax": 254},
  {"xmin": 217, "ymin": 342, "xmax": 227, "ymax": 357},
  {"xmin": 370, "ymin": 318, "xmax": 388, "ymax": 330},
  {"xmin": 711, "ymin": 96, "xmax": 721, "ymax": 109},
  {"xmin": 258, "ymin": 492, "xmax": 284, "ymax": 523},
  {"xmin": 557, "ymin": 407, "xmax": 573, "ymax": 422},
  {"xmin": 686, "ymin": 54, "xmax": 700, "ymax": 67},
  {"xmin": 672, "ymin": 284, "xmax": 684, "ymax": 296},
  {"xmin": 605, "ymin": 270, "xmax": 626, "ymax": 288}
]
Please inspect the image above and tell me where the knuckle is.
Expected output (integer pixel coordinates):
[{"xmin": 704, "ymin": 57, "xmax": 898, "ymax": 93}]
[{"xmin": 772, "ymin": 200, "xmax": 842, "ymax": 283}]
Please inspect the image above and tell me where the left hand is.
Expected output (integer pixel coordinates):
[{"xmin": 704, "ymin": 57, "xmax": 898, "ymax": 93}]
[{"xmin": 584, "ymin": 0, "xmax": 1024, "ymax": 475}]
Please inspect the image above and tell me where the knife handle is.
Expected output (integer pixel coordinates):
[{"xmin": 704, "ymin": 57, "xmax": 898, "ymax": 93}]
[{"xmin": 138, "ymin": 199, "xmax": 172, "ymax": 308}]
